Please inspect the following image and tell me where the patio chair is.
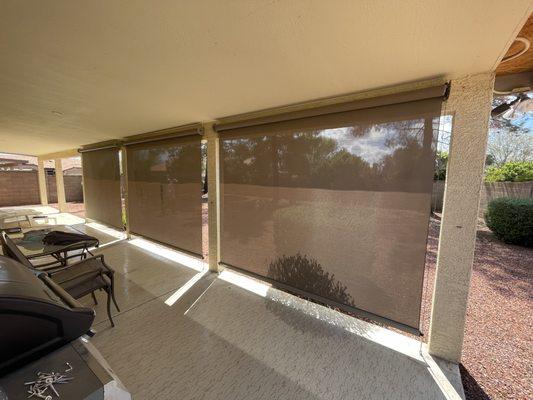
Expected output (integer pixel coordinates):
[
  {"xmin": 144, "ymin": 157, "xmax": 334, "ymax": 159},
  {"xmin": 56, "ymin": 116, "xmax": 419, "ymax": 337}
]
[{"xmin": 1, "ymin": 231, "xmax": 120, "ymax": 326}]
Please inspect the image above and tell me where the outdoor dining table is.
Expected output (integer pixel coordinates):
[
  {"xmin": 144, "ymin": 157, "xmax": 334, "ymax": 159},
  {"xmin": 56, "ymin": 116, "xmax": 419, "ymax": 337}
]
[{"xmin": 7, "ymin": 225, "xmax": 98, "ymax": 265}]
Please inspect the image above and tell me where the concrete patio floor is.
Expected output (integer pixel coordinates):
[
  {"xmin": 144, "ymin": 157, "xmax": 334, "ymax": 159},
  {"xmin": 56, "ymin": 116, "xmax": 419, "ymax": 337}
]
[
  {"xmin": 0, "ymin": 208, "xmax": 465, "ymax": 399},
  {"xmin": 81, "ymin": 228, "xmax": 465, "ymax": 400}
]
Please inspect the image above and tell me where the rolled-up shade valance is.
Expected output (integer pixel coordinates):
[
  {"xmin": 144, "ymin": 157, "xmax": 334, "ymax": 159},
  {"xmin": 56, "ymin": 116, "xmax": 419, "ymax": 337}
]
[
  {"xmin": 123, "ymin": 124, "xmax": 203, "ymax": 147},
  {"xmin": 81, "ymin": 147, "xmax": 123, "ymax": 229},
  {"xmin": 78, "ymin": 140, "xmax": 122, "ymax": 153},
  {"xmin": 214, "ymin": 84, "xmax": 448, "ymax": 132}
]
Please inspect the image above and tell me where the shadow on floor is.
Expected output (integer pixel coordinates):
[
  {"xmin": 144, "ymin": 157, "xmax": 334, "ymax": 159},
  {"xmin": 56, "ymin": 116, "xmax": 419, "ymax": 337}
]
[{"xmin": 460, "ymin": 364, "xmax": 490, "ymax": 400}]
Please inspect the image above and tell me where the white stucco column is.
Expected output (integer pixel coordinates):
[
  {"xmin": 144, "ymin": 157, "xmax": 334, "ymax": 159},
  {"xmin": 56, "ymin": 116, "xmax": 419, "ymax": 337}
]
[
  {"xmin": 428, "ymin": 72, "xmax": 495, "ymax": 363},
  {"xmin": 205, "ymin": 123, "xmax": 220, "ymax": 272},
  {"xmin": 54, "ymin": 158, "xmax": 68, "ymax": 212},
  {"xmin": 37, "ymin": 159, "xmax": 49, "ymax": 205}
]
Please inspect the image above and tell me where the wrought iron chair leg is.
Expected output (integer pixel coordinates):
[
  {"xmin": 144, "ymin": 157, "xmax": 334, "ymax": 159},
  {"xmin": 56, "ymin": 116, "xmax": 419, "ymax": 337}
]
[
  {"xmin": 106, "ymin": 288, "xmax": 115, "ymax": 327},
  {"xmin": 111, "ymin": 290, "xmax": 120, "ymax": 312},
  {"xmin": 109, "ymin": 273, "xmax": 120, "ymax": 312}
]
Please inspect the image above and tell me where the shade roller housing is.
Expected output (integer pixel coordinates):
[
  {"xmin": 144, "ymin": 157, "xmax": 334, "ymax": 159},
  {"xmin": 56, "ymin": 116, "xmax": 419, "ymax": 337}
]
[
  {"xmin": 123, "ymin": 124, "xmax": 204, "ymax": 147},
  {"xmin": 125, "ymin": 135, "xmax": 203, "ymax": 256},
  {"xmin": 81, "ymin": 147, "xmax": 123, "ymax": 229},
  {"xmin": 214, "ymin": 84, "xmax": 448, "ymax": 132},
  {"xmin": 78, "ymin": 140, "xmax": 122, "ymax": 153},
  {"xmin": 218, "ymin": 85, "xmax": 446, "ymax": 333}
]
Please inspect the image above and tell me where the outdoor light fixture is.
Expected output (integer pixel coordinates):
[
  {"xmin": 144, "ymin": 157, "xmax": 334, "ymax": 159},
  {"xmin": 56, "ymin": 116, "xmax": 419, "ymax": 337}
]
[
  {"xmin": 490, "ymin": 93, "xmax": 529, "ymax": 118},
  {"xmin": 491, "ymin": 96, "xmax": 522, "ymax": 118}
]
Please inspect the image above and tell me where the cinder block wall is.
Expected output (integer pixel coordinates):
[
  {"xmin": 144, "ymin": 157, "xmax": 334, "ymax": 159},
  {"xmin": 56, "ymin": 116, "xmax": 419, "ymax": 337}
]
[
  {"xmin": 0, "ymin": 171, "xmax": 83, "ymax": 207},
  {"xmin": 431, "ymin": 180, "xmax": 445, "ymax": 212},
  {"xmin": 64, "ymin": 175, "xmax": 84, "ymax": 202},
  {"xmin": 432, "ymin": 181, "xmax": 533, "ymax": 213},
  {"xmin": 479, "ymin": 182, "xmax": 533, "ymax": 212},
  {"xmin": 46, "ymin": 175, "xmax": 56, "ymax": 203},
  {"xmin": 0, "ymin": 171, "xmax": 41, "ymax": 206}
]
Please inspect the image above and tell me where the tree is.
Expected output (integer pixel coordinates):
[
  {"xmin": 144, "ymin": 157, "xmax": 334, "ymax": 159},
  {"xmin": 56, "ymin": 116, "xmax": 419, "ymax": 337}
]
[{"xmin": 487, "ymin": 122, "xmax": 533, "ymax": 165}]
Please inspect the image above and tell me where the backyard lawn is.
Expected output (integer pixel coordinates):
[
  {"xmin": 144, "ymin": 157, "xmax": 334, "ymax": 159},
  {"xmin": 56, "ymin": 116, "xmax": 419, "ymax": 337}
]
[{"xmin": 421, "ymin": 216, "xmax": 532, "ymax": 400}]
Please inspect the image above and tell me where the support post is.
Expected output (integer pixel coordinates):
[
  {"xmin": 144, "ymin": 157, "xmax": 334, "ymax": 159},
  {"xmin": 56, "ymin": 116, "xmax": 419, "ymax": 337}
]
[
  {"xmin": 37, "ymin": 159, "xmax": 48, "ymax": 205},
  {"xmin": 205, "ymin": 123, "xmax": 220, "ymax": 272},
  {"xmin": 428, "ymin": 73, "xmax": 495, "ymax": 363},
  {"xmin": 54, "ymin": 158, "xmax": 68, "ymax": 212}
]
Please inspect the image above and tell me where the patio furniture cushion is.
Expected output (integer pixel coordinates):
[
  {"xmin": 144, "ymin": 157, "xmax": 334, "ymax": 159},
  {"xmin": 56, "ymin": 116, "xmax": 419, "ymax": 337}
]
[{"xmin": 42, "ymin": 231, "xmax": 99, "ymax": 246}]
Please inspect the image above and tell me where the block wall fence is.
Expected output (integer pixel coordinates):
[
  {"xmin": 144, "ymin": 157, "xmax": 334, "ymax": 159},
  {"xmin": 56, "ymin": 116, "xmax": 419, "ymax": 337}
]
[
  {"xmin": 432, "ymin": 180, "xmax": 533, "ymax": 214},
  {"xmin": 0, "ymin": 171, "xmax": 83, "ymax": 207}
]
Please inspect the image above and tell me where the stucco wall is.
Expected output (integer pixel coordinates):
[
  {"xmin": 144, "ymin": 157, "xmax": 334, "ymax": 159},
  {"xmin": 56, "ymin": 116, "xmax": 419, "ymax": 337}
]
[{"xmin": 0, "ymin": 171, "xmax": 83, "ymax": 206}]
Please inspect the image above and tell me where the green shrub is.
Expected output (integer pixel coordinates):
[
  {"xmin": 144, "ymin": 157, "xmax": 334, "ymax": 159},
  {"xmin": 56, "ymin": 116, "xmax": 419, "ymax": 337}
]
[
  {"xmin": 485, "ymin": 198, "xmax": 533, "ymax": 247},
  {"xmin": 434, "ymin": 151, "xmax": 448, "ymax": 181},
  {"xmin": 485, "ymin": 161, "xmax": 533, "ymax": 182}
]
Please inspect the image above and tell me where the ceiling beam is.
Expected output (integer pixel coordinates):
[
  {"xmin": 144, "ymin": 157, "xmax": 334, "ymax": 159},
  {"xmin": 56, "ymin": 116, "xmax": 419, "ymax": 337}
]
[{"xmin": 37, "ymin": 148, "xmax": 79, "ymax": 161}]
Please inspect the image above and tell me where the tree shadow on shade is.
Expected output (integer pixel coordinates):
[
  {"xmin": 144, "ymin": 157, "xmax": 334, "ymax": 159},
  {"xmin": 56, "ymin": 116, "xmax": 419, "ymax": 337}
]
[
  {"xmin": 264, "ymin": 253, "xmax": 361, "ymax": 338},
  {"xmin": 460, "ymin": 364, "xmax": 491, "ymax": 400},
  {"xmin": 268, "ymin": 253, "xmax": 355, "ymax": 307}
]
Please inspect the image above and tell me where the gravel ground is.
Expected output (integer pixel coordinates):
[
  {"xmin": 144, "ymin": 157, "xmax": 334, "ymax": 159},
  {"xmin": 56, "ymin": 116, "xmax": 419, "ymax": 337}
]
[{"xmin": 420, "ymin": 216, "xmax": 533, "ymax": 400}]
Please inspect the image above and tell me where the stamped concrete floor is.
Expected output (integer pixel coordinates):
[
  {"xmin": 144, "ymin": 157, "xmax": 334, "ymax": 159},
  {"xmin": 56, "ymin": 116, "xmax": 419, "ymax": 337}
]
[{"xmin": 83, "ymin": 237, "xmax": 464, "ymax": 400}]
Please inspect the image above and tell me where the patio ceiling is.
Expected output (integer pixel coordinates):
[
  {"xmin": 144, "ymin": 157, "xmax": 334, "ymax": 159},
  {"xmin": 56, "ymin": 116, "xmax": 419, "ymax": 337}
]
[{"xmin": 0, "ymin": 1, "xmax": 531, "ymax": 156}]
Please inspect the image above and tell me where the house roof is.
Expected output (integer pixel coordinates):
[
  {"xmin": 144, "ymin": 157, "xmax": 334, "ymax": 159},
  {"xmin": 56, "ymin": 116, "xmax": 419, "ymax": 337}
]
[
  {"xmin": 0, "ymin": 153, "xmax": 81, "ymax": 170},
  {"xmin": 0, "ymin": 1, "xmax": 531, "ymax": 156}
]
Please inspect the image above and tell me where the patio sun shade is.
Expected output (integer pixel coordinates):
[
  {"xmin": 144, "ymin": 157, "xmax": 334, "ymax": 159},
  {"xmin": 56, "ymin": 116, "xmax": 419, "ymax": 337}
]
[
  {"xmin": 81, "ymin": 147, "xmax": 123, "ymax": 229},
  {"xmin": 217, "ymin": 85, "xmax": 446, "ymax": 332},
  {"xmin": 125, "ymin": 135, "xmax": 203, "ymax": 256}
]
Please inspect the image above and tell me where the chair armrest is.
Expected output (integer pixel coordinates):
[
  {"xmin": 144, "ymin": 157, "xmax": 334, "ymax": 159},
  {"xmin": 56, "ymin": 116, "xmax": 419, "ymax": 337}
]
[{"xmin": 67, "ymin": 254, "xmax": 114, "ymax": 275}]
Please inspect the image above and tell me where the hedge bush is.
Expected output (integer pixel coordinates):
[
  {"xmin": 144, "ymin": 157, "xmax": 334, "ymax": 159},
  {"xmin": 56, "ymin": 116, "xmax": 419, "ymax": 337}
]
[
  {"xmin": 485, "ymin": 197, "xmax": 533, "ymax": 247},
  {"xmin": 485, "ymin": 161, "xmax": 533, "ymax": 182}
]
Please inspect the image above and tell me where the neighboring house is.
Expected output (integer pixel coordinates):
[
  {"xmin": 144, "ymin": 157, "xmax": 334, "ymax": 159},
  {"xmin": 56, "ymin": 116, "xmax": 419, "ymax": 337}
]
[
  {"xmin": 0, "ymin": 153, "xmax": 81, "ymax": 173},
  {"xmin": 63, "ymin": 166, "xmax": 82, "ymax": 176}
]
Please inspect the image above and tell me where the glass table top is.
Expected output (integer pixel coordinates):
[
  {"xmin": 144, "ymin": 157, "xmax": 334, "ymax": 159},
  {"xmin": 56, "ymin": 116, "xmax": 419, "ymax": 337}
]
[{"xmin": 9, "ymin": 225, "xmax": 87, "ymax": 258}]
